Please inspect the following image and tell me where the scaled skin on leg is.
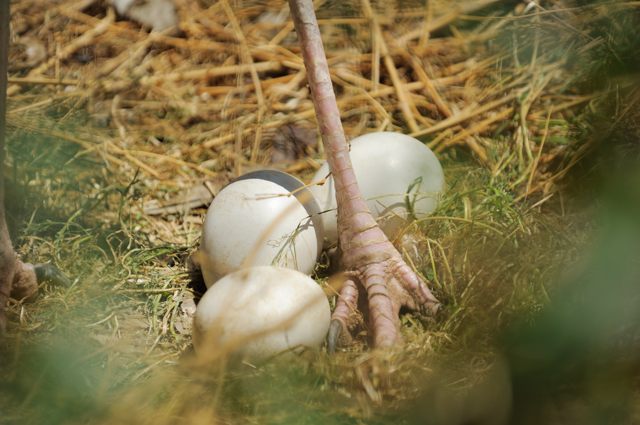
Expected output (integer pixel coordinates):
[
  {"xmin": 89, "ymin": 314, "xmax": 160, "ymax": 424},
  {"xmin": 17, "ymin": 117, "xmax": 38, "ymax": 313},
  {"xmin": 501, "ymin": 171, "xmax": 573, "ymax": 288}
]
[{"xmin": 288, "ymin": 0, "xmax": 439, "ymax": 349}]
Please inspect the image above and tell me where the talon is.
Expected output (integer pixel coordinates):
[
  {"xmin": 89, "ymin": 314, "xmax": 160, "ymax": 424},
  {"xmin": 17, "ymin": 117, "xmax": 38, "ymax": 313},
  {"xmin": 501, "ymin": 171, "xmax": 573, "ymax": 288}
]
[
  {"xmin": 426, "ymin": 300, "xmax": 440, "ymax": 316},
  {"xmin": 327, "ymin": 319, "xmax": 343, "ymax": 354},
  {"xmin": 34, "ymin": 263, "xmax": 72, "ymax": 287}
]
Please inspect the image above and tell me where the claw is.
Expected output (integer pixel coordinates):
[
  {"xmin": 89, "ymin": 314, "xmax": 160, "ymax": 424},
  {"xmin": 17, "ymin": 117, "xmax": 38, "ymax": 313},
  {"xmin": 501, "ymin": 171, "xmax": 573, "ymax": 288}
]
[
  {"xmin": 328, "ymin": 277, "xmax": 359, "ymax": 352},
  {"xmin": 425, "ymin": 300, "xmax": 440, "ymax": 316},
  {"xmin": 392, "ymin": 260, "xmax": 439, "ymax": 314},
  {"xmin": 34, "ymin": 263, "xmax": 72, "ymax": 287},
  {"xmin": 327, "ymin": 319, "xmax": 343, "ymax": 354}
]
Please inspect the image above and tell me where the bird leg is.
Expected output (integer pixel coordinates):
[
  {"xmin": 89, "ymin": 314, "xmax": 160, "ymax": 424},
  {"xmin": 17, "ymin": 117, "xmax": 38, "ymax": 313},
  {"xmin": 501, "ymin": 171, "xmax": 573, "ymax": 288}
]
[
  {"xmin": 0, "ymin": 1, "xmax": 69, "ymax": 333},
  {"xmin": 0, "ymin": 1, "xmax": 34, "ymax": 333},
  {"xmin": 288, "ymin": 0, "xmax": 439, "ymax": 349}
]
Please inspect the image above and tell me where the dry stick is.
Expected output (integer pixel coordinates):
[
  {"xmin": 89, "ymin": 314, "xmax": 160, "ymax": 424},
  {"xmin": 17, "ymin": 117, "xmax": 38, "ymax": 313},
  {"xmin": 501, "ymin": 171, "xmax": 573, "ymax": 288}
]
[
  {"xmin": 518, "ymin": 72, "xmax": 554, "ymax": 166},
  {"xmin": 411, "ymin": 62, "xmax": 453, "ymax": 117},
  {"xmin": 395, "ymin": 45, "xmax": 453, "ymax": 118},
  {"xmin": 529, "ymin": 94, "xmax": 594, "ymax": 118},
  {"xmin": 370, "ymin": 17, "xmax": 381, "ymax": 91},
  {"xmin": 8, "ymin": 76, "xmax": 79, "ymax": 86},
  {"xmin": 97, "ymin": 34, "xmax": 156, "ymax": 79},
  {"xmin": 432, "ymin": 107, "xmax": 515, "ymax": 153},
  {"xmin": 335, "ymin": 66, "xmax": 449, "ymax": 112},
  {"xmin": 522, "ymin": 109, "xmax": 552, "ymax": 200},
  {"xmin": 361, "ymin": 0, "xmax": 420, "ymax": 133},
  {"xmin": 110, "ymin": 95, "xmax": 160, "ymax": 180},
  {"xmin": 197, "ymin": 74, "xmax": 296, "ymax": 97},
  {"xmin": 220, "ymin": 0, "xmax": 266, "ymax": 165},
  {"xmin": 198, "ymin": 2, "xmax": 237, "ymax": 40},
  {"xmin": 509, "ymin": 72, "xmax": 558, "ymax": 191},
  {"xmin": 127, "ymin": 150, "xmax": 217, "ymax": 177},
  {"xmin": 417, "ymin": 0, "xmax": 433, "ymax": 54},
  {"xmin": 138, "ymin": 61, "xmax": 283, "ymax": 86},
  {"xmin": 270, "ymin": 22, "xmax": 294, "ymax": 46},
  {"xmin": 7, "ymin": 98, "xmax": 56, "ymax": 114},
  {"xmin": 411, "ymin": 91, "xmax": 519, "ymax": 138},
  {"xmin": 334, "ymin": 68, "xmax": 457, "ymax": 120},
  {"xmin": 329, "ymin": 71, "xmax": 392, "ymax": 122}
]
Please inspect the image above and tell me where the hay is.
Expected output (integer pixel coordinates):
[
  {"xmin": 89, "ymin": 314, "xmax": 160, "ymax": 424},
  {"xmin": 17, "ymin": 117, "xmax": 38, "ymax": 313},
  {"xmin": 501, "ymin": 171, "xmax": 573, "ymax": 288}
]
[{"xmin": 7, "ymin": 1, "xmax": 596, "ymax": 199}]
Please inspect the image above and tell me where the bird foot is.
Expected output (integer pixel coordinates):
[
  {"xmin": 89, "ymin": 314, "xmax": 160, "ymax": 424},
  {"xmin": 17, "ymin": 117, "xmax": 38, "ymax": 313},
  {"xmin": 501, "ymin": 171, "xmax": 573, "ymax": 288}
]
[
  {"xmin": 328, "ymin": 237, "xmax": 439, "ymax": 352},
  {"xmin": 0, "ymin": 258, "xmax": 71, "ymax": 333},
  {"xmin": 285, "ymin": 0, "xmax": 439, "ymax": 351},
  {"xmin": 0, "ymin": 258, "xmax": 36, "ymax": 334}
]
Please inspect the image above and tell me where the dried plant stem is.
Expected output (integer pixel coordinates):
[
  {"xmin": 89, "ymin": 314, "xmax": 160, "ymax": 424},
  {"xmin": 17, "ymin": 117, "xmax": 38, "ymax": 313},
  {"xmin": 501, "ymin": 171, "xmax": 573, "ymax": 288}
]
[
  {"xmin": 8, "ymin": 76, "xmax": 79, "ymax": 86},
  {"xmin": 432, "ymin": 107, "xmax": 514, "ymax": 152},
  {"xmin": 411, "ymin": 92, "xmax": 518, "ymax": 138}
]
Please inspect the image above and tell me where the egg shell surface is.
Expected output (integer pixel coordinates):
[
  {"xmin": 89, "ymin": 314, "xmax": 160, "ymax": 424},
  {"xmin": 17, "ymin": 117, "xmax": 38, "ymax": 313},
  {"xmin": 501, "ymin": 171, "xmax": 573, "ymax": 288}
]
[
  {"xmin": 193, "ymin": 266, "xmax": 330, "ymax": 359},
  {"xmin": 200, "ymin": 178, "xmax": 319, "ymax": 287},
  {"xmin": 309, "ymin": 132, "xmax": 445, "ymax": 245}
]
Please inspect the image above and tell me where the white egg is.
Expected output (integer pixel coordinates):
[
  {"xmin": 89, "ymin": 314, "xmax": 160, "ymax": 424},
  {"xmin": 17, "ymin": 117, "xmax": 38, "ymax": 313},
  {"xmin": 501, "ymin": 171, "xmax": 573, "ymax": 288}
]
[
  {"xmin": 199, "ymin": 170, "xmax": 323, "ymax": 287},
  {"xmin": 193, "ymin": 266, "xmax": 330, "ymax": 359},
  {"xmin": 309, "ymin": 132, "xmax": 445, "ymax": 245}
]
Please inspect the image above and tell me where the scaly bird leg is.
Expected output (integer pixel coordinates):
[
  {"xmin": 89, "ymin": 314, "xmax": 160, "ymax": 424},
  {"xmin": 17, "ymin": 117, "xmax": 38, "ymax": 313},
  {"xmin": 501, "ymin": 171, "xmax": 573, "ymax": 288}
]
[
  {"xmin": 0, "ymin": 0, "xmax": 16, "ymax": 332},
  {"xmin": 288, "ymin": 0, "xmax": 439, "ymax": 349},
  {"xmin": 0, "ymin": 2, "xmax": 70, "ymax": 332}
]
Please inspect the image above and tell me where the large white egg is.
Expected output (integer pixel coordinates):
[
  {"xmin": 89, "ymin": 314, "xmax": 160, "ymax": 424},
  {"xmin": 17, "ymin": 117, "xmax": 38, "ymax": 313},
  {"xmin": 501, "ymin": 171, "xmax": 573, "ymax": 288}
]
[
  {"xmin": 193, "ymin": 266, "xmax": 330, "ymax": 359},
  {"xmin": 309, "ymin": 132, "xmax": 445, "ymax": 245},
  {"xmin": 200, "ymin": 170, "xmax": 323, "ymax": 287}
]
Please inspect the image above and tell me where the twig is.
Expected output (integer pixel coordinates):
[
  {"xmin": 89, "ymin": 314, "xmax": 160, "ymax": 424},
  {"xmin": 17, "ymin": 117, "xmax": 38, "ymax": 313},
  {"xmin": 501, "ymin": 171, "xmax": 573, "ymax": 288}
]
[
  {"xmin": 412, "ymin": 92, "xmax": 519, "ymax": 138},
  {"xmin": 8, "ymin": 76, "xmax": 79, "ymax": 86}
]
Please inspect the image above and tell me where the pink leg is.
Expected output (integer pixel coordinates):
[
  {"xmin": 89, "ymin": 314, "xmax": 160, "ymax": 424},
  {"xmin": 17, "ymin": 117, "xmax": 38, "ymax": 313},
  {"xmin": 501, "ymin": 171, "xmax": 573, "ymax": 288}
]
[
  {"xmin": 11, "ymin": 262, "xmax": 39, "ymax": 301},
  {"xmin": 289, "ymin": 0, "xmax": 439, "ymax": 349},
  {"xmin": 0, "ymin": 0, "xmax": 12, "ymax": 334},
  {"xmin": 0, "ymin": 254, "xmax": 13, "ymax": 332},
  {"xmin": 0, "ymin": 2, "xmax": 69, "ymax": 333}
]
